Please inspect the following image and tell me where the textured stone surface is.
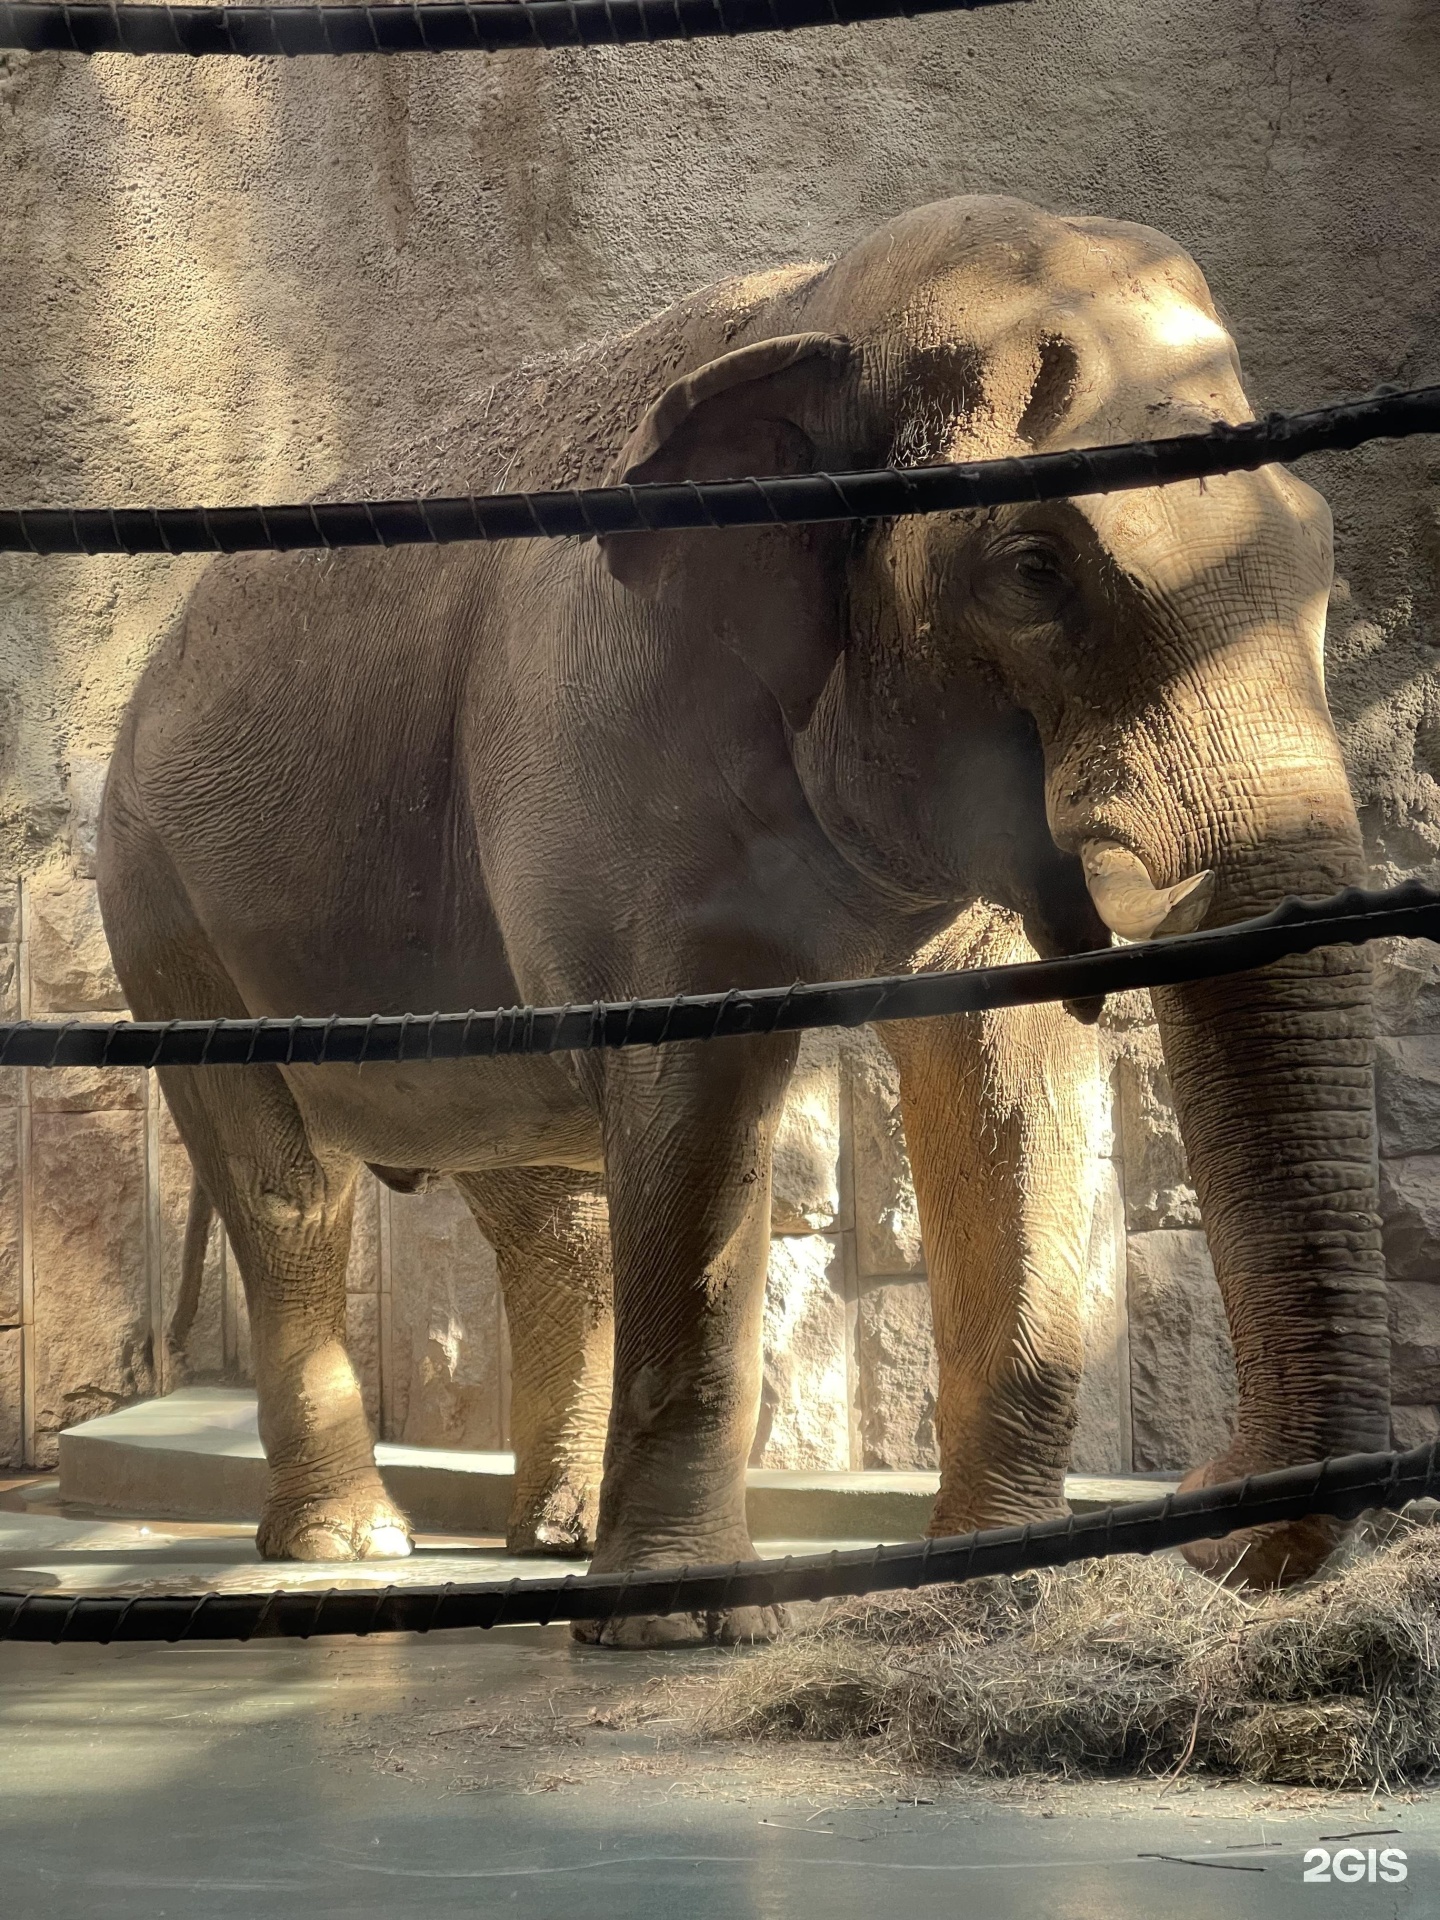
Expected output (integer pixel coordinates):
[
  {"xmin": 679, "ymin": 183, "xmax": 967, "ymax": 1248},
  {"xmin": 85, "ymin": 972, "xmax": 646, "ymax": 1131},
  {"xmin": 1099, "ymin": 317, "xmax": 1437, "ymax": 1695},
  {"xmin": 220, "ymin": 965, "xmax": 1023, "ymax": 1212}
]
[
  {"xmin": 0, "ymin": 1327, "xmax": 20, "ymax": 1468},
  {"xmin": 855, "ymin": 1276, "xmax": 937, "ymax": 1470},
  {"xmin": 771, "ymin": 1031, "xmax": 842, "ymax": 1233},
  {"xmin": 1390, "ymin": 1278, "xmax": 1440, "ymax": 1407},
  {"xmin": 0, "ymin": 948, "xmax": 19, "ymax": 1111},
  {"xmin": 847, "ymin": 1030, "xmax": 924, "ymax": 1279},
  {"xmin": 1393, "ymin": 1403, "xmax": 1440, "ymax": 1450},
  {"xmin": 1126, "ymin": 1229, "xmax": 1236, "ymax": 1474},
  {"xmin": 1072, "ymin": 1159, "xmax": 1128, "ymax": 1475},
  {"xmin": 1389, "ymin": 1280, "xmax": 1440, "ymax": 1350},
  {"xmin": 1375, "ymin": 1036, "xmax": 1440, "ymax": 1159},
  {"xmin": 1114, "ymin": 1033, "xmax": 1200, "ymax": 1233},
  {"xmin": 30, "ymin": 1065, "xmax": 147, "ymax": 1113},
  {"xmin": 67, "ymin": 756, "xmax": 110, "ymax": 880},
  {"xmin": 1098, "ymin": 989, "xmax": 1160, "ymax": 1034},
  {"xmin": 753, "ymin": 1234, "xmax": 851, "ymax": 1471},
  {"xmin": 29, "ymin": 1108, "xmax": 151, "ymax": 1465},
  {"xmin": 26, "ymin": 871, "xmax": 127, "ymax": 1015},
  {"xmin": 385, "ymin": 1180, "xmax": 505, "ymax": 1450},
  {"xmin": 1394, "ymin": 1351, "xmax": 1440, "ymax": 1408},
  {"xmin": 1375, "ymin": 939, "xmax": 1440, "ymax": 1038},
  {"xmin": 1380, "ymin": 1154, "xmax": 1440, "ymax": 1284},
  {"xmin": 0, "ymin": 1106, "xmax": 20, "ymax": 1328}
]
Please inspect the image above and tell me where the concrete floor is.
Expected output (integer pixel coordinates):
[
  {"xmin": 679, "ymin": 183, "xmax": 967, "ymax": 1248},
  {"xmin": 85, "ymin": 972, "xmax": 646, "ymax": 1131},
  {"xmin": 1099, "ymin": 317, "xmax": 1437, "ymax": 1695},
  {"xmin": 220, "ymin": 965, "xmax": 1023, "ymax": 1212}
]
[{"xmin": 3, "ymin": 1480, "xmax": 1439, "ymax": 1919}]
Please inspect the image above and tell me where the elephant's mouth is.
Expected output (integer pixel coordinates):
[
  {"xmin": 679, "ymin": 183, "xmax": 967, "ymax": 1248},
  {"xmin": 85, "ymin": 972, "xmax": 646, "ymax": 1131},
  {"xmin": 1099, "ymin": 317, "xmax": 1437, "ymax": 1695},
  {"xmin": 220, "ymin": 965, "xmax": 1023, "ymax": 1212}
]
[{"xmin": 1079, "ymin": 839, "xmax": 1215, "ymax": 942}]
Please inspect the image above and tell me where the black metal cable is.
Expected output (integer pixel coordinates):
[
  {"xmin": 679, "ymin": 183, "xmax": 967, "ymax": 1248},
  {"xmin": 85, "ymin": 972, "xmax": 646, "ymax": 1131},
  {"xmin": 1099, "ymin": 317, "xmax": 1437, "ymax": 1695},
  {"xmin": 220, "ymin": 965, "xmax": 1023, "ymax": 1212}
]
[
  {"xmin": 5, "ymin": 382, "xmax": 1438, "ymax": 556},
  {"xmin": 2, "ymin": 1439, "xmax": 1434, "ymax": 1643},
  {"xmin": 0, "ymin": 0, "xmax": 1024, "ymax": 55},
  {"xmin": 1, "ymin": 880, "xmax": 1436, "ymax": 1070}
]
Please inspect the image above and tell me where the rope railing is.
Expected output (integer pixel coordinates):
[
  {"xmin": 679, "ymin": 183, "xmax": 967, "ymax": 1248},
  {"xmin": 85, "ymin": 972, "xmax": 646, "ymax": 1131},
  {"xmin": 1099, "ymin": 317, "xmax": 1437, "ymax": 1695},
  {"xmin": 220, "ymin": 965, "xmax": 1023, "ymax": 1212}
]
[
  {"xmin": 2, "ymin": 881, "xmax": 1437, "ymax": 1070},
  {"xmin": 1, "ymin": 0, "xmax": 1025, "ymax": 56},
  {"xmin": 3, "ymin": 1439, "xmax": 1435, "ymax": 1642},
  {"xmin": 6, "ymin": 383, "xmax": 1439, "ymax": 557}
]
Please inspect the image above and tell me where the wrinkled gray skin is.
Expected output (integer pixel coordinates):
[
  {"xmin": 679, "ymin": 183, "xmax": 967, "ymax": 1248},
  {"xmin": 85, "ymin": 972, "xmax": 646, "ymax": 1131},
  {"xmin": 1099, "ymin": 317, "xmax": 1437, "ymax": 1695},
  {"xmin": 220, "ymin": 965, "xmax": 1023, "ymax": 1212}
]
[{"xmin": 98, "ymin": 197, "xmax": 1388, "ymax": 1643}]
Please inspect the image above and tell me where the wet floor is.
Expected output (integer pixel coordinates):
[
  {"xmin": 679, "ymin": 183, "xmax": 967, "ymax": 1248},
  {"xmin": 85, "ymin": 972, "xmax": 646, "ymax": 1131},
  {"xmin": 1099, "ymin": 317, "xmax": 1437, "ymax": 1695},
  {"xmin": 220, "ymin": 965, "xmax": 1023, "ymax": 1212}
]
[{"xmin": 5, "ymin": 1626, "xmax": 1440, "ymax": 1920}]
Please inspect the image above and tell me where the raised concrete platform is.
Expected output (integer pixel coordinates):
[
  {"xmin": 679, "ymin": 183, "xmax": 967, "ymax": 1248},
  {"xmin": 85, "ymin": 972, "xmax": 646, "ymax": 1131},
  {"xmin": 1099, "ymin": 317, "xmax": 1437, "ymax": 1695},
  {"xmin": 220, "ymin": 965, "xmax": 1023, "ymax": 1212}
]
[{"xmin": 59, "ymin": 1389, "xmax": 1177, "ymax": 1540}]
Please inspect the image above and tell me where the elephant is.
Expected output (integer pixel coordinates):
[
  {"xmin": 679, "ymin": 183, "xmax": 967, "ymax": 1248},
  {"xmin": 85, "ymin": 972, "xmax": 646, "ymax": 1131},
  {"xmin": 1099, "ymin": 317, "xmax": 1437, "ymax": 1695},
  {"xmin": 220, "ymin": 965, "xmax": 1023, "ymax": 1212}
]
[{"xmin": 97, "ymin": 195, "xmax": 1389, "ymax": 1643}]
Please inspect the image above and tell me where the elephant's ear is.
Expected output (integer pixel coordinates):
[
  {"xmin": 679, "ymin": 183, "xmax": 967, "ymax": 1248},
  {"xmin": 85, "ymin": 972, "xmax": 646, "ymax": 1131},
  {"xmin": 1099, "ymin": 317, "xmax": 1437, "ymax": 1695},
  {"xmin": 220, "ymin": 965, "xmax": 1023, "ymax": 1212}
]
[{"xmin": 599, "ymin": 332, "xmax": 853, "ymax": 731}]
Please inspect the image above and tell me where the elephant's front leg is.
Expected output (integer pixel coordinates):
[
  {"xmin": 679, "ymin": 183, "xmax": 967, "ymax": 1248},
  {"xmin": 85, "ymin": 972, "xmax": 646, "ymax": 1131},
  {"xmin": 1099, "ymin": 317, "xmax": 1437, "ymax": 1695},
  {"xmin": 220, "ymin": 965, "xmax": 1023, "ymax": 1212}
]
[
  {"xmin": 575, "ymin": 1033, "xmax": 797, "ymax": 1648},
  {"xmin": 885, "ymin": 908, "xmax": 1106, "ymax": 1533}
]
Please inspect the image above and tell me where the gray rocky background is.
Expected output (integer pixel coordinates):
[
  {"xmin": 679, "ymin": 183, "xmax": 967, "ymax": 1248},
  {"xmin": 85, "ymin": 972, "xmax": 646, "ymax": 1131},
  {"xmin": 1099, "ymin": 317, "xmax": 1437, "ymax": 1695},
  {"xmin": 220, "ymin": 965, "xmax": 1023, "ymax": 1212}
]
[{"xmin": 1, "ymin": 0, "xmax": 1437, "ymax": 1473}]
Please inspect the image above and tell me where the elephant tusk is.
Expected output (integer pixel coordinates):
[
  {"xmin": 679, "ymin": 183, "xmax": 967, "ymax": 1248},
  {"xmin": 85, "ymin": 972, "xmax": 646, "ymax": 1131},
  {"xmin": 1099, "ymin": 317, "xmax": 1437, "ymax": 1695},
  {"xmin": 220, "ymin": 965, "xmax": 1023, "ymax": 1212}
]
[{"xmin": 1080, "ymin": 840, "xmax": 1216, "ymax": 942}]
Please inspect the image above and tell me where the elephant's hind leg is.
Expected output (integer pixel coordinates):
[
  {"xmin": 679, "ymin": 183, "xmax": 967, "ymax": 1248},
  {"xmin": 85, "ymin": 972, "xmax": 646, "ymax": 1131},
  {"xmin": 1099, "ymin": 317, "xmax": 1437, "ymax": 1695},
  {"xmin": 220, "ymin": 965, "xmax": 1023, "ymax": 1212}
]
[
  {"xmin": 100, "ymin": 763, "xmax": 408, "ymax": 1560},
  {"xmin": 884, "ymin": 905, "xmax": 1107, "ymax": 1535},
  {"xmin": 453, "ymin": 1167, "xmax": 613, "ymax": 1556},
  {"xmin": 160, "ymin": 1062, "xmax": 412, "ymax": 1561}
]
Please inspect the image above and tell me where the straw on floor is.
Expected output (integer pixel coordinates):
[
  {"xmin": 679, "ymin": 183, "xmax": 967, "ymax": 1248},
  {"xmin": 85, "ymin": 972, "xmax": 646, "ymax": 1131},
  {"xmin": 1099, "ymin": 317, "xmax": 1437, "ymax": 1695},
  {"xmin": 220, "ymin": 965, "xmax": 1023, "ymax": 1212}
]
[{"xmin": 682, "ymin": 1517, "xmax": 1440, "ymax": 1790}]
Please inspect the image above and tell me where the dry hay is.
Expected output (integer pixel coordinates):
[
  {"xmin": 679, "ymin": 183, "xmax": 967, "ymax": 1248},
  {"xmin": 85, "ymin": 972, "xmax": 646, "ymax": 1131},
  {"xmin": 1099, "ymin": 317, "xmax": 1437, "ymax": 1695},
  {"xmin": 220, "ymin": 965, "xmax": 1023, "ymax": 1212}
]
[{"xmin": 683, "ymin": 1519, "xmax": 1440, "ymax": 1790}]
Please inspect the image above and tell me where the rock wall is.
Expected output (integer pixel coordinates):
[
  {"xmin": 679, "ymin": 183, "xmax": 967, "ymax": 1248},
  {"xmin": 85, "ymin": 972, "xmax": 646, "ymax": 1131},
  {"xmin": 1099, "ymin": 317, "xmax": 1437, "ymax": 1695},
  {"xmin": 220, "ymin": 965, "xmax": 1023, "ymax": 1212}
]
[{"xmin": 2, "ymin": 0, "xmax": 1438, "ymax": 1471}]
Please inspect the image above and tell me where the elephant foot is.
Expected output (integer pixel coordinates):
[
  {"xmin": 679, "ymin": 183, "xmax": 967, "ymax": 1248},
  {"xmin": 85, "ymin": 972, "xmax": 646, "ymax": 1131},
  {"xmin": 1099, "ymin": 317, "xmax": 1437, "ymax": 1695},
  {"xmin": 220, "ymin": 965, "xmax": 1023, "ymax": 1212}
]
[
  {"xmin": 506, "ymin": 1471, "xmax": 599, "ymax": 1557},
  {"xmin": 571, "ymin": 1604, "xmax": 785, "ymax": 1649},
  {"xmin": 570, "ymin": 1525, "xmax": 784, "ymax": 1649},
  {"xmin": 1177, "ymin": 1457, "xmax": 1343, "ymax": 1589},
  {"xmin": 257, "ymin": 1479, "xmax": 414, "ymax": 1562},
  {"xmin": 928, "ymin": 1489, "xmax": 1070, "ymax": 1538}
]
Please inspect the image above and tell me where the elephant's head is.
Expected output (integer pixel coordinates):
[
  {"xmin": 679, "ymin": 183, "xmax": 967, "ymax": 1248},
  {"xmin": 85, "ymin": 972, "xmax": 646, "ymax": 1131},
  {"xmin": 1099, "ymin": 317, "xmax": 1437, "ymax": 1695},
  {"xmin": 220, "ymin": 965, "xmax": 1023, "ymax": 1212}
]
[{"xmin": 601, "ymin": 198, "xmax": 1389, "ymax": 1583}]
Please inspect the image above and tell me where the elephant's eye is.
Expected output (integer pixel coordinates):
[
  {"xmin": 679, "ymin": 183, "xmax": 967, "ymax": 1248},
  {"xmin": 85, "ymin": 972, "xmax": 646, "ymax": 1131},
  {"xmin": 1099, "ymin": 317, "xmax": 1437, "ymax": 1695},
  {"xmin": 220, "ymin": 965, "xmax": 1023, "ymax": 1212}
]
[
  {"xmin": 1014, "ymin": 546, "xmax": 1067, "ymax": 599},
  {"xmin": 977, "ymin": 541, "xmax": 1073, "ymax": 623},
  {"xmin": 1017, "ymin": 547, "xmax": 1057, "ymax": 578}
]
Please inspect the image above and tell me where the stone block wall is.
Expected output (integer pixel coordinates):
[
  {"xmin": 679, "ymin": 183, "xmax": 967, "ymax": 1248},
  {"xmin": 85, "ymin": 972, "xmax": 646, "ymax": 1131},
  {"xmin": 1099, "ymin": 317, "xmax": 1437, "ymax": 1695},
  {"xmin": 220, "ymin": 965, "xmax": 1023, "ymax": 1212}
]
[{"xmin": 1108, "ymin": 1021, "xmax": 1236, "ymax": 1475}]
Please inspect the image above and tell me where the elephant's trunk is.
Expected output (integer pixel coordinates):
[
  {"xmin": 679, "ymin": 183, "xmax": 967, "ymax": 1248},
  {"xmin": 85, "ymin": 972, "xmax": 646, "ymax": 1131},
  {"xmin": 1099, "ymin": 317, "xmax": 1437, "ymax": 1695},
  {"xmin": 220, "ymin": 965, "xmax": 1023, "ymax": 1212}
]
[
  {"xmin": 1154, "ymin": 916, "xmax": 1387, "ymax": 1581},
  {"xmin": 1156, "ymin": 938, "xmax": 1386, "ymax": 1452},
  {"xmin": 1098, "ymin": 741, "xmax": 1387, "ymax": 1581}
]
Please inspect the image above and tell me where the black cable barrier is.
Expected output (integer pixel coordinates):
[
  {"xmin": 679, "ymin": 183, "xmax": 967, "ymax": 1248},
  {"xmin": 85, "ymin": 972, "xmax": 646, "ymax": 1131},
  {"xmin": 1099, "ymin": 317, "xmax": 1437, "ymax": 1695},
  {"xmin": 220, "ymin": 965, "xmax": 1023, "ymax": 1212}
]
[
  {"xmin": 1, "ymin": 881, "xmax": 1437, "ymax": 1070},
  {"xmin": 3, "ymin": 0, "xmax": 1025, "ymax": 57},
  {"xmin": 2, "ymin": 1439, "xmax": 1435, "ymax": 1642},
  {"xmin": 5, "ymin": 383, "xmax": 1439, "ymax": 557}
]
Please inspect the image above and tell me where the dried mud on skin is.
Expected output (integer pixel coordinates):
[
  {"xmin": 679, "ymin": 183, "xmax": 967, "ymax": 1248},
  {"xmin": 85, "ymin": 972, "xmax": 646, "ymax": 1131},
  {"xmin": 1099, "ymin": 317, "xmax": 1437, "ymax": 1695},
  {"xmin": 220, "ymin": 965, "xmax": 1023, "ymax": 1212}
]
[{"xmin": 674, "ymin": 1518, "xmax": 1440, "ymax": 1792}]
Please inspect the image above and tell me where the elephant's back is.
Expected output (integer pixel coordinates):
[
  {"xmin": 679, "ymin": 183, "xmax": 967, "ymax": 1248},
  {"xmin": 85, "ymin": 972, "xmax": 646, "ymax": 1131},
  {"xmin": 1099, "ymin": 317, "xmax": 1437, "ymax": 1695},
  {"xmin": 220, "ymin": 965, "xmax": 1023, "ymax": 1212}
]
[
  {"xmin": 101, "ymin": 258, "xmax": 832, "ymax": 1025},
  {"xmin": 121, "ymin": 253, "xmax": 830, "ymax": 787},
  {"xmin": 319, "ymin": 259, "xmax": 829, "ymax": 506}
]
